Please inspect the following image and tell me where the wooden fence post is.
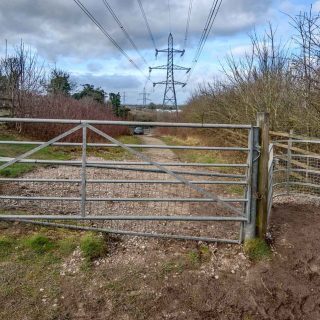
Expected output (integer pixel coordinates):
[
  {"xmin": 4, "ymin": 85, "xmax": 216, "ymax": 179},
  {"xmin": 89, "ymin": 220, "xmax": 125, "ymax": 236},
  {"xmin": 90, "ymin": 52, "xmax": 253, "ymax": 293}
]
[{"xmin": 256, "ymin": 112, "xmax": 270, "ymax": 239}]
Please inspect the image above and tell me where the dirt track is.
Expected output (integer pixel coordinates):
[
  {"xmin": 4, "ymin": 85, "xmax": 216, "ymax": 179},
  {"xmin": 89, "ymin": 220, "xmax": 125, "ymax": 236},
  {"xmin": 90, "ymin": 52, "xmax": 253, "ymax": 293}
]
[{"xmin": 140, "ymin": 135, "xmax": 179, "ymax": 161}]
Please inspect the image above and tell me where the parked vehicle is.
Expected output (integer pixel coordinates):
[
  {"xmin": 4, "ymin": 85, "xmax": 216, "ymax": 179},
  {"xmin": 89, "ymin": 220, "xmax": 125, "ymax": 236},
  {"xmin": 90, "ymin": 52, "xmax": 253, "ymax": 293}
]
[{"xmin": 133, "ymin": 126, "xmax": 144, "ymax": 135}]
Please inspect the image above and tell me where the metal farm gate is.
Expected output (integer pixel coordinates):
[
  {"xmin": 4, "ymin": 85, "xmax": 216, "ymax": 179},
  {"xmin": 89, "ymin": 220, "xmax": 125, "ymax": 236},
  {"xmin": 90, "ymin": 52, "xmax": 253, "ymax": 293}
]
[{"xmin": 0, "ymin": 117, "xmax": 264, "ymax": 244}]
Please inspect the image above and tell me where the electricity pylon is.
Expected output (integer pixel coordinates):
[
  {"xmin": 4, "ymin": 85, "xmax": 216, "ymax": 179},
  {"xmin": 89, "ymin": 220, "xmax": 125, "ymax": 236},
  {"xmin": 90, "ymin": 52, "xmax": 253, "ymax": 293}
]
[
  {"xmin": 150, "ymin": 33, "xmax": 190, "ymax": 112},
  {"xmin": 138, "ymin": 87, "xmax": 151, "ymax": 107}
]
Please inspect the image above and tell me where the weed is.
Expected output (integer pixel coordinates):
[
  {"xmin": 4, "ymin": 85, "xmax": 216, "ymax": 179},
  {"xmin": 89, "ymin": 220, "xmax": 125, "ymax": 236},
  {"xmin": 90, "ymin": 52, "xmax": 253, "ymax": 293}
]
[
  {"xmin": 244, "ymin": 238, "xmax": 271, "ymax": 261},
  {"xmin": 57, "ymin": 237, "xmax": 78, "ymax": 256},
  {"xmin": 187, "ymin": 250, "xmax": 201, "ymax": 265},
  {"xmin": 199, "ymin": 244, "xmax": 211, "ymax": 262},
  {"xmin": 106, "ymin": 281, "xmax": 124, "ymax": 293},
  {"xmin": 0, "ymin": 236, "xmax": 15, "ymax": 258},
  {"xmin": 80, "ymin": 233, "xmax": 107, "ymax": 260},
  {"xmin": 161, "ymin": 261, "xmax": 184, "ymax": 274},
  {"xmin": 25, "ymin": 234, "xmax": 55, "ymax": 254}
]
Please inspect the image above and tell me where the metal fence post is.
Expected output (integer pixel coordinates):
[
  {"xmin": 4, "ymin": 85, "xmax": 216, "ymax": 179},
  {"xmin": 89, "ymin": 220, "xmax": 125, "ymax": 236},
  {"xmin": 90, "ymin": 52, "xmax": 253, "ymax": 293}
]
[
  {"xmin": 286, "ymin": 129, "xmax": 293, "ymax": 194},
  {"xmin": 256, "ymin": 112, "xmax": 270, "ymax": 239},
  {"xmin": 81, "ymin": 123, "xmax": 87, "ymax": 217},
  {"xmin": 244, "ymin": 126, "xmax": 259, "ymax": 240}
]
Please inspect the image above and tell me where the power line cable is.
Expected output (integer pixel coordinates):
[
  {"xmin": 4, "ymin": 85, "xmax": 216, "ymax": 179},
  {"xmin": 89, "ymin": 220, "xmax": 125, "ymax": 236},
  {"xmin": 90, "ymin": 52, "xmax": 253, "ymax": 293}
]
[
  {"xmin": 72, "ymin": 0, "xmax": 148, "ymax": 79},
  {"xmin": 195, "ymin": 0, "xmax": 222, "ymax": 63},
  {"xmin": 136, "ymin": 0, "xmax": 157, "ymax": 51},
  {"xmin": 183, "ymin": 0, "xmax": 193, "ymax": 50},
  {"xmin": 186, "ymin": 0, "xmax": 222, "ymax": 83},
  {"xmin": 102, "ymin": 0, "xmax": 149, "ymax": 67},
  {"xmin": 168, "ymin": 0, "xmax": 172, "ymax": 33}
]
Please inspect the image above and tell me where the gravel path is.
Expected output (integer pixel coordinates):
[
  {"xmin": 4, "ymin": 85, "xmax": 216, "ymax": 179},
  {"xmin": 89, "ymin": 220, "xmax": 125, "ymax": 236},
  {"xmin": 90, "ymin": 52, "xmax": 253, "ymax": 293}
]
[{"xmin": 1, "ymin": 135, "xmax": 243, "ymax": 241}]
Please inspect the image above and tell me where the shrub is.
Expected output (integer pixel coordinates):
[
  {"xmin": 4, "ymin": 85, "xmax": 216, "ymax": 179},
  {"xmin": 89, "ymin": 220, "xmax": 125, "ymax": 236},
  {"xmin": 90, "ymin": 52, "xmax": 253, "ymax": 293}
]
[
  {"xmin": 12, "ymin": 94, "xmax": 129, "ymax": 142},
  {"xmin": 80, "ymin": 233, "xmax": 106, "ymax": 260}
]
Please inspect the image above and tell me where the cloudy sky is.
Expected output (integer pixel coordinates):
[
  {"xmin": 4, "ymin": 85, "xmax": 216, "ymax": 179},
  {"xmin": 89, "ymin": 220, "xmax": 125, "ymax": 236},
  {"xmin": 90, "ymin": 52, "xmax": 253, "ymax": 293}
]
[{"xmin": 0, "ymin": 0, "xmax": 319, "ymax": 104}]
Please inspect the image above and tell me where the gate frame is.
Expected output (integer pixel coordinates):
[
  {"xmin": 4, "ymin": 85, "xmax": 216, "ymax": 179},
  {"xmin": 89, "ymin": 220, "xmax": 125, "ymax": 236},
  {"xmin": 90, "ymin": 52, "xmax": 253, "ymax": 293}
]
[{"xmin": 0, "ymin": 117, "xmax": 267, "ymax": 243}]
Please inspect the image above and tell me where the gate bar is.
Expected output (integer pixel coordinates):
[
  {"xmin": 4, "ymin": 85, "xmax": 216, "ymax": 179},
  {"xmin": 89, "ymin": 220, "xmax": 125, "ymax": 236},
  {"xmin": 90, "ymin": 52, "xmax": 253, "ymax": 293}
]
[
  {"xmin": 0, "ymin": 141, "xmax": 249, "ymax": 151},
  {"xmin": 0, "ymin": 215, "xmax": 247, "ymax": 221},
  {"xmin": 0, "ymin": 117, "xmax": 252, "ymax": 129},
  {"xmin": 0, "ymin": 178, "xmax": 247, "ymax": 185},
  {"xmin": 0, "ymin": 195, "xmax": 248, "ymax": 202},
  {"xmin": 0, "ymin": 157, "xmax": 248, "ymax": 167},
  {"xmin": 3, "ymin": 219, "xmax": 240, "ymax": 244}
]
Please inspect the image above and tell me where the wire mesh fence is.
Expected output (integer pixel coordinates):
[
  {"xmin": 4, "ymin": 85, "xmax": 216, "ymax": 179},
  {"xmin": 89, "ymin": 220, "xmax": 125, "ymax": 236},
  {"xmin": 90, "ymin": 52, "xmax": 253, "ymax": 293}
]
[{"xmin": 271, "ymin": 131, "xmax": 320, "ymax": 200}]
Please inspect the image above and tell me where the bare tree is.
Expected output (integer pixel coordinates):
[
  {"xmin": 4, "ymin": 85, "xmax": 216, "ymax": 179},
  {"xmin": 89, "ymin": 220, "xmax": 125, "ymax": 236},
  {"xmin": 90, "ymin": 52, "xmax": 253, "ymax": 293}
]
[{"xmin": 0, "ymin": 41, "xmax": 45, "ymax": 117}]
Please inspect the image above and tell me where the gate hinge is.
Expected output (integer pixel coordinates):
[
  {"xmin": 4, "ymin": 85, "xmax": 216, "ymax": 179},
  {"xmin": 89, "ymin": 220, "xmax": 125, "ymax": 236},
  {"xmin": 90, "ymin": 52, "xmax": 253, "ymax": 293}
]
[{"xmin": 255, "ymin": 192, "xmax": 264, "ymax": 200}]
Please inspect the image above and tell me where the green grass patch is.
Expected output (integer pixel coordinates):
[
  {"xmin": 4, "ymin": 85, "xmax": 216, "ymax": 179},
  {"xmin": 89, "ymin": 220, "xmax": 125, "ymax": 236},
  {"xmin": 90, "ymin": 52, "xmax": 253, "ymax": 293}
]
[
  {"xmin": 161, "ymin": 245, "xmax": 212, "ymax": 275},
  {"xmin": 24, "ymin": 234, "xmax": 55, "ymax": 254},
  {"xmin": 187, "ymin": 250, "xmax": 201, "ymax": 265},
  {"xmin": 244, "ymin": 238, "xmax": 271, "ymax": 261},
  {"xmin": 161, "ymin": 135, "xmax": 223, "ymax": 164},
  {"xmin": 161, "ymin": 261, "xmax": 185, "ymax": 275},
  {"xmin": 0, "ymin": 131, "xmax": 78, "ymax": 177},
  {"xmin": 57, "ymin": 237, "xmax": 78, "ymax": 256},
  {"xmin": 225, "ymin": 184, "xmax": 245, "ymax": 195},
  {"xmin": 198, "ymin": 244, "xmax": 212, "ymax": 262},
  {"xmin": 0, "ymin": 236, "xmax": 15, "ymax": 258},
  {"xmin": 80, "ymin": 233, "xmax": 107, "ymax": 260}
]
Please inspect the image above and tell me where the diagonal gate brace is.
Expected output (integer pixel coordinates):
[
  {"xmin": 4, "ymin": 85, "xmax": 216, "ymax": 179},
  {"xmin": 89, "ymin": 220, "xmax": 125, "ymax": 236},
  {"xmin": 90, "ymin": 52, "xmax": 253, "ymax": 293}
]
[
  {"xmin": 0, "ymin": 124, "xmax": 83, "ymax": 171},
  {"xmin": 87, "ymin": 124, "xmax": 242, "ymax": 216}
]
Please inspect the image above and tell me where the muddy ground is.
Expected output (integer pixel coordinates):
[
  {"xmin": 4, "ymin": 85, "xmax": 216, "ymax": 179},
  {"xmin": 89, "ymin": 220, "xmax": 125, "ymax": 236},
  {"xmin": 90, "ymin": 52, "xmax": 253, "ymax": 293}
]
[
  {"xmin": 58, "ymin": 202, "xmax": 320, "ymax": 319},
  {"xmin": 0, "ymin": 202, "xmax": 319, "ymax": 320}
]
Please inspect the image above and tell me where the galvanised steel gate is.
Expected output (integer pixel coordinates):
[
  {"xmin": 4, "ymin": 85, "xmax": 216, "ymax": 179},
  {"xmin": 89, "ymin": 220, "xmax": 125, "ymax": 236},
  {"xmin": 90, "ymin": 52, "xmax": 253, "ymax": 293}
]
[{"xmin": 0, "ymin": 118, "xmax": 261, "ymax": 243}]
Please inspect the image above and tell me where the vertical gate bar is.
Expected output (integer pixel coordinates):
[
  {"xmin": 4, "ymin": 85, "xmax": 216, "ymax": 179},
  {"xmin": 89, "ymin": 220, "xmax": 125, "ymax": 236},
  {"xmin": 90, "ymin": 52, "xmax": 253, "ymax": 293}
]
[
  {"xmin": 286, "ymin": 129, "xmax": 293, "ymax": 195},
  {"xmin": 240, "ymin": 127, "xmax": 253, "ymax": 242},
  {"xmin": 81, "ymin": 124, "xmax": 87, "ymax": 217},
  {"xmin": 244, "ymin": 126, "xmax": 259, "ymax": 240}
]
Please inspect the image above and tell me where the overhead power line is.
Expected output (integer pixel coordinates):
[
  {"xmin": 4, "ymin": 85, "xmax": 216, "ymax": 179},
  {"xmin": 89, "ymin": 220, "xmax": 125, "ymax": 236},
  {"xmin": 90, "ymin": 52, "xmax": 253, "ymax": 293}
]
[
  {"xmin": 186, "ymin": 0, "xmax": 222, "ymax": 83},
  {"xmin": 168, "ymin": 0, "xmax": 172, "ymax": 33},
  {"xmin": 137, "ymin": 0, "xmax": 157, "ymax": 51},
  {"xmin": 183, "ymin": 0, "xmax": 193, "ymax": 50},
  {"xmin": 72, "ymin": 0, "xmax": 148, "ymax": 78},
  {"xmin": 102, "ymin": 0, "xmax": 149, "ymax": 67}
]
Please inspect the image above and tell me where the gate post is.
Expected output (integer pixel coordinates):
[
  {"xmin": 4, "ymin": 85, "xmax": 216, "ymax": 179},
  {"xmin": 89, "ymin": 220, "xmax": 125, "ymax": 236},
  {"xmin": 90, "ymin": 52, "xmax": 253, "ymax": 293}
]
[
  {"xmin": 244, "ymin": 126, "xmax": 259, "ymax": 240},
  {"xmin": 80, "ymin": 123, "xmax": 87, "ymax": 217},
  {"xmin": 256, "ymin": 112, "xmax": 270, "ymax": 239}
]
